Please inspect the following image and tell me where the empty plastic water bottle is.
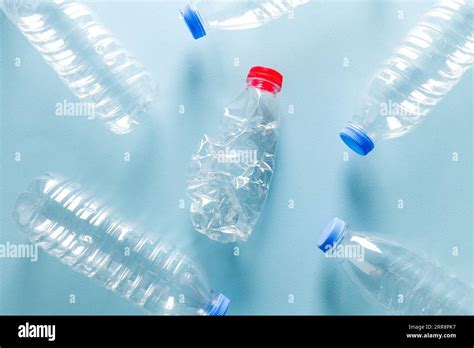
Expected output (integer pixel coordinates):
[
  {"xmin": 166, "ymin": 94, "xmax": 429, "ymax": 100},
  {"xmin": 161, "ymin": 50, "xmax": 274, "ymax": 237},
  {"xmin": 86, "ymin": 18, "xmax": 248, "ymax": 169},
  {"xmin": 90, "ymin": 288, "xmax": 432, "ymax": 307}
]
[
  {"xmin": 317, "ymin": 218, "xmax": 473, "ymax": 314},
  {"xmin": 180, "ymin": 0, "xmax": 309, "ymax": 40},
  {"xmin": 13, "ymin": 174, "xmax": 230, "ymax": 315},
  {"xmin": 1, "ymin": 0, "xmax": 156, "ymax": 134},
  {"xmin": 340, "ymin": 0, "xmax": 474, "ymax": 156},
  {"xmin": 186, "ymin": 66, "xmax": 283, "ymax": 243}
]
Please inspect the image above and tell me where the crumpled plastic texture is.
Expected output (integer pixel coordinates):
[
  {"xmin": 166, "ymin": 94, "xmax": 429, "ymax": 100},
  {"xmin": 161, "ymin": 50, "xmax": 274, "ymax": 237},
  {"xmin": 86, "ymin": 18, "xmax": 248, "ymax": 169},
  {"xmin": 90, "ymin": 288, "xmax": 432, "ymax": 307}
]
[{"xmin": 186, "ymin": 87, "xmax": 280, "ymax": 243}]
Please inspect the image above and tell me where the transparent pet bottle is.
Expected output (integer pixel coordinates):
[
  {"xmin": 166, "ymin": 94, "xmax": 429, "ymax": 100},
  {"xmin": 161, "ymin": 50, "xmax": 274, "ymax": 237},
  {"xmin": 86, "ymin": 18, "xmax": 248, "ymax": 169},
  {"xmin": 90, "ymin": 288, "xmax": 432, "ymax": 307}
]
[
  {"xmin": 13, "ymin": 174, "xmax": 230, "ymax": 315},
  {"xmin": 339, "ymin": 0, "xmax": 474, "ymax": 155},
  {"xmin": 317, "ymin": 218, "xmax": 473, "ymax": 314},
  {"xmin": 1, "ymin": 0, "xmax": 157, "ymax": 134},
  {"xmin": 180, "ymin": 0, "xmax": 309, "ymax": 40},
  {"xmin": 186, "ymin": 66, "xmax": 283, "ymax": 243}
]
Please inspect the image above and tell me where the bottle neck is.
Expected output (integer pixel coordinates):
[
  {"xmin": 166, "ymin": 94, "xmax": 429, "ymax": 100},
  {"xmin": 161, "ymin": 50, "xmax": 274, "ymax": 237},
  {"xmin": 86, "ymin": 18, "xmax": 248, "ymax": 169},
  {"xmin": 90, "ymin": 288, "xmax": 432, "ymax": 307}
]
[
  {"xmin": 331, "ymin": 225, "xmax": 349, "ymax": 250},
  {"xmin": 247, "ymin": 79, "xmax": 280, "ymax": 94},
  {"xmin": 325, "ymin": 227, "xmax": 370, "ymax": 265}
]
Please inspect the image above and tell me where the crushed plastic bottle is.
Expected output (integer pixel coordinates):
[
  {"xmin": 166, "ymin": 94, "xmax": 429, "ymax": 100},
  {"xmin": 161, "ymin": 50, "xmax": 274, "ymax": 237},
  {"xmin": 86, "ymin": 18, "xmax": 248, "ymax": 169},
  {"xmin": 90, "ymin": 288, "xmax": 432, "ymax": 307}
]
[
  {"xmin": 1, "ymin": 0, "xmax": 157, "ymax": 134},
  {"xmin": 13, "ymin": 174, "xmax": 230, "ymax": 315},
  {"xmin": 339, "ymin": 0, "xmax": 474, "ymax": 155},
  {"xmin": 317, "ymin": 218, "xmax": 473, "ymax": 314},
  {"xmin": 186, "ymin": 66, "xmax": 283, "ymax": 243},
  {"xmin": 180, "ymin": 0, "xmax": 310, "ymax": 40}
]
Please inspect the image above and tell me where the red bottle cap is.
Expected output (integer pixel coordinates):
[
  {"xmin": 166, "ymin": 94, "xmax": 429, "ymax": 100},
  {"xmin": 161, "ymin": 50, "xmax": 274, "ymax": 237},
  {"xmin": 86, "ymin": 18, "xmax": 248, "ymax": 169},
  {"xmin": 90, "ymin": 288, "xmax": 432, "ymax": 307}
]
[{"xmin": 246, "ymin": 66, "xmax": 283, "ymax": 93}]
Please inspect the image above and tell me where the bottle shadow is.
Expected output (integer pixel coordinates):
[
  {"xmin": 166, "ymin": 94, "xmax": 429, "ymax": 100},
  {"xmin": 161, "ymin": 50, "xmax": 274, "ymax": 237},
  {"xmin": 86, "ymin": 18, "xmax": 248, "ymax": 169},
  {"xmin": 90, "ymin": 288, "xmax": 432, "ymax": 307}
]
[
  {"xmin": 341, "ymin": 159, "xmax": 383, "ymax": 231},
  {"xmin": 317, "ymin": 260, "xmax": 345, "ymax": 314},
  {"xmin": 178, "ymin": 44, "xmax": 229, "ymax": 142}
]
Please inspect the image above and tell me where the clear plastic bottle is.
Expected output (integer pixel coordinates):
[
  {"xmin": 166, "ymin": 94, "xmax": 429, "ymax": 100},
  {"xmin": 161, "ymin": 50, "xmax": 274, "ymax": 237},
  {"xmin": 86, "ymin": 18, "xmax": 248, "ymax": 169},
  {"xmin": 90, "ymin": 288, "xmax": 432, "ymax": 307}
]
[
  {"xmin": 180, "ymin": 0, "xmax": 310, "ymax": 40},
  {"xmin": 340, "ymin": 0, "xmax": 474, "ymax": 155},
  {"xmin": 1, "ymin": 0, "xmax": 156, "ymax": 134},
  {"xmin": 13, "ymin": 174, "xmax": 230, "ymax": 315},
  {"xmin": 317, "ymin": 218, "xmax": 473, "ymax": 314},
  {"xmin": 186, "ymin": 66, "xmax": 283, "ymax": 243}
]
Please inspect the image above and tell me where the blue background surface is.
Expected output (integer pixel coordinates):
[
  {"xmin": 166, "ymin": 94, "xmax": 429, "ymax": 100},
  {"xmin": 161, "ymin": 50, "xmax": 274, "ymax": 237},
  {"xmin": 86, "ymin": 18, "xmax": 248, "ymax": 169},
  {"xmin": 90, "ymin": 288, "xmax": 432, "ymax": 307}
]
[{"xmin": 0, "ymin": 0, "xmax": 472, "ymax": 315}]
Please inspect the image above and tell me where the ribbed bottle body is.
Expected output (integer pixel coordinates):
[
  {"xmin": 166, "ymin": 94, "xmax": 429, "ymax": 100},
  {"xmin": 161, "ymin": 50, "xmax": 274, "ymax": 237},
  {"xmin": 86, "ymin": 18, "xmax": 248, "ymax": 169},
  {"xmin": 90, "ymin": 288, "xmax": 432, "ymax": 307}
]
[
  {"xmin": 13, "ymin": 175, "xmax": 222, "ymax": 315},
  {"xmin": 2, "ymin": 0, "xmax": 156, "ymax": 134},
  {"xmin": 355, "ymin": 0, "xmax": 474, "ymax": 141}
]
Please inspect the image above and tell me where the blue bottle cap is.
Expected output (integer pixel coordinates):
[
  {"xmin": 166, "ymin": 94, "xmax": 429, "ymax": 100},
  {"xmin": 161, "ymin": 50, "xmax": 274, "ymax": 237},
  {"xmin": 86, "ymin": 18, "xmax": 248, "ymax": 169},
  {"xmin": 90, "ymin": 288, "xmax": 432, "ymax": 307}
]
[
  {"xmin": 206, "ymin": 293, "xmax": 230, "ymax": 316},
  {"xmin": 180, "ymin": 2, "xmax": 206, "ymax": 40},
  {"xmin": 339, "ymin": 122, "xmax": 375, "ymax": 156},
  {"xmin": 317, "ymin": 217, "xmax": 347, "ymax": 253}
]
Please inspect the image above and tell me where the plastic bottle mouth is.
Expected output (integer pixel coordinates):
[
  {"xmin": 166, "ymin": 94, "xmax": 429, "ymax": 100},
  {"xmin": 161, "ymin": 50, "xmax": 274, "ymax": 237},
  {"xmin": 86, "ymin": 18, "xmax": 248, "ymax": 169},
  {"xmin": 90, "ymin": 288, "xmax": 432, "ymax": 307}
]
[
  {"xmin": 246, "ymin": 66, "xmax": 283, "ymax": 94},
  {"xmin": 180, "ymin": 2, "xmax": 206, "ymax": 40},
  {"xmin": 205, "ymin": 293, "xmax": 230, "ymax": 316},
  {"xmin": 339, "ymin": 122, "xmax": 375, "ymax": 156},
  {"xmin": 317, "ymin": 218, "xmax": 347, "ymax": 253}
]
